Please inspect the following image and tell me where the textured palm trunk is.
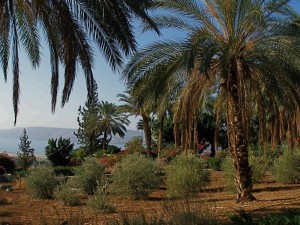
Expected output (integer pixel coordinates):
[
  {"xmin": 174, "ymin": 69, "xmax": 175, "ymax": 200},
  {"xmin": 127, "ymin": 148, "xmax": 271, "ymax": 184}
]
[
  {"xmin": 258, "ymin": 99, "xmax": 267, "ymax": 161},
  {"xmin": 103, "ymin": 132, "xmax": 107, "ymax": 150},
  {"xmin": 158, "ymin": 115, "xmax": 164, "ymax": 157},
  {"xmin": 227, "ymin": 71, "xmax": 255, "ymax": 202},
  {"xmin": 142, "ymin": 114, "xmax": 152, "ymax": 157}
]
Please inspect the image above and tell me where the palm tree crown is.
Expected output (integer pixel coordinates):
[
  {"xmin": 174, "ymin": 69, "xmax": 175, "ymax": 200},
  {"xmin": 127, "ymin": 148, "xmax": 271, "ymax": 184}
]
[{"xmin": 0, "ymin": 0, "xmax": 158, "ymax": 124}]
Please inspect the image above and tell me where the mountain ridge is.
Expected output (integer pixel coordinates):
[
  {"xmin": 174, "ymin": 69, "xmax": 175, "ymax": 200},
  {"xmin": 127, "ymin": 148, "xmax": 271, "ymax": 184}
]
[{"xmin": 0, "ymin": 126, "xmax": 142, "ymax": 145}]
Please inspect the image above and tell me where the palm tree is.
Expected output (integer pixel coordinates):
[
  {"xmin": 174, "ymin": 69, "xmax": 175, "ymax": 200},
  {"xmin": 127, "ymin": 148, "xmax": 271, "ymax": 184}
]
[
  {"xmin": 0, "ymin": 0, "xmax": 158, "ymax": 124},
  {"xmin": 98, "ymin": 101, "xmax": 130, "ymax": 150},
  {"xmin": 118, "ymin": 91, "xmax": 153, "ymax": 156},
  {"xmin": 123, "ymin": 0, "xmax": 300, "ymax": 201}
]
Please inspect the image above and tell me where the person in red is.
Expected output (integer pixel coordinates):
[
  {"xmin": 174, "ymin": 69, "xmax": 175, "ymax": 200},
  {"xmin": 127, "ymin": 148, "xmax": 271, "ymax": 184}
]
[{"xmin": 197, "ymin": 138, "xmax": 209, "ymax": 155}]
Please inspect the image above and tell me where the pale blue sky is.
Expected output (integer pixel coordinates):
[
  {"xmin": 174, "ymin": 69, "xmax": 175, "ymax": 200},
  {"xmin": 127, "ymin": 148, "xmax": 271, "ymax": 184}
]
[{"xmin": 0, "ymin": 2, "xmax": 299, "ymax": 130}]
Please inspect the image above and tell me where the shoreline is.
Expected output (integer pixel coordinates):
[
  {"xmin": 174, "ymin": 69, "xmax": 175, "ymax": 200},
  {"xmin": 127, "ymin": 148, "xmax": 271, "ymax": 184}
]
[{"xmin": 1, "ymin": 151, "xmax": 47, "ymax": 159}]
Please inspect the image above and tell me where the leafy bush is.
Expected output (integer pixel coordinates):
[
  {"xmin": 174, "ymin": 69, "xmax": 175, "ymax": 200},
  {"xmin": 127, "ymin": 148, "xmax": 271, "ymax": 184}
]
[
  {"xmin": 249, "ymin": 153, "xmax": 268, "ymax": 183},
  {"xmin": 45, "ymin": 137, "xmax": 74, "ymax": 166},
  {"xmin": 87, "ymin": 188, "xmax": 116, "ymax": 213},
  {"xmin": 165, "ymin": 153, "xmax": 210, "ymax": 199},
  {"xmin": 159, "ymin": 144, "xmax": 181, "ymax": 163},
  {"xmin": 73, "ymin": 157, "xmax": 105, "ymax": 195},
  {"xmin": 272, "ymin": 153, "xmax": 300, "ymax": 184},
  {"xmin": 111, "ymin": 153, "xmax": 160, "ymax": 199},
  {"xmin": 105, "ymin": 145, "xmax": 121, "ymax": 154},
  {"xmin": 26, "ymin": 166, "xmax": 60, "ymax": 199},
  {"xmin": 207, "ymin": 157, "xmax": 223, "ymax": 171},
  {"xmin": 124, "ymin": 136, "xmax": 143, "ymax": 154},
  {"xmin": 0, "ymin": 165, "xmax": 6, "ymax": 175},
  {"xmin": 53, "ymin": 166, "xmax": 75, "ymax": 176},
  {"xmin": 221, "ymin": 158, "xmax": 236, "ymax": 193},
  {"xmin": 0, "ymin": 153, "xmax": 15, "ymax": 173},
  {"xmin": 73, "ymin": 147, "xmax": 90, "ymax": 161},
  {"xmin": 54, "ymin": 184, "xmax": 80, "ymax": 206}
]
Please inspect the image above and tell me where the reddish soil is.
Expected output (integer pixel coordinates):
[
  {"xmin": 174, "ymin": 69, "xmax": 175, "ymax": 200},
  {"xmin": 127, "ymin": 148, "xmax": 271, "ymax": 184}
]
[{"xmin": 1, "ymin": 171, "xmax": 300, "ymax": 225}]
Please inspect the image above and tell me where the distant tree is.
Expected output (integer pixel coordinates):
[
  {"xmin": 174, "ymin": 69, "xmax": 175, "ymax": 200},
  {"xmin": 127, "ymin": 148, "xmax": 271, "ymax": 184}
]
[
  {"xmin": 45, "ymin": 138, "xmax": 74, "ymax": 166},
  {"xmin": 98, "ymin": 101, "xmax": 130, "ymax": 150},
  {"xmin": 17, "ymin": 129, "xmax": 36, "ymax": 170},
  {"xmin": 75, "ymin": 81, "xmax": 102, "ymax": 155}
]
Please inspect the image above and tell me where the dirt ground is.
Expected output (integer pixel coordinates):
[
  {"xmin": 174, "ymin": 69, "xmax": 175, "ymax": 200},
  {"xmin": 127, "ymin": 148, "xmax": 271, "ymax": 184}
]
[{"xmin": 1, "ymin": 171, "xmax": 300, "ymax": 225}]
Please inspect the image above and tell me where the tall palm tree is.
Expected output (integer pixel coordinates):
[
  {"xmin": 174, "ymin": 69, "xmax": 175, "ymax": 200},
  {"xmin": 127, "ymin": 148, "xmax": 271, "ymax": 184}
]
[
  {"xmin": 98, "ymin": 101, "xmax": 130, "ymax": 150},
  {"xmin": 123, "ymin": 0, "xmax": 300, "ymax": 201},
  {"xmin": 117, "ymin": 91, "xmax": 153, "ymax": 156},
  {"xmin": 0, "ymin": 0, "xmax": 158, "ymax": 124}
]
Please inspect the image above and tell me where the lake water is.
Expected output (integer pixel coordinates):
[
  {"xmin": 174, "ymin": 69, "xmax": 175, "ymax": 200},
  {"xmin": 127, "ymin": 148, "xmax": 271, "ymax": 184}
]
[{"xmin": 0, "ymin": 138, "xmax": 124, "ymax": 155}]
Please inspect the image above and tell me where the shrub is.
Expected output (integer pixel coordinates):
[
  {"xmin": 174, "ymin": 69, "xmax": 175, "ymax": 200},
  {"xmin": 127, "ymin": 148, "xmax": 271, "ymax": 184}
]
[
  {"xmin": 222, "ymin": 154, "xmax": 268, "ymax": 193},
  {"xmin": 105, "ymin": 145, "xmax": 121, "ymax": 154},
  {"xmin": 73, "ymin": 157, "xmax": 105, "ymax": 195},
  {"xmin": 0, "ymin": 153, "xmax": 15, "ymax": 173},
  {"xmin": 45, "ymin": 137, "xmax": 74, "ymax": 166},
  {"xmin": 111, "ymin": 153, "xmax": 160, "ymax": 199},
  {"xmin": 221, "ymin": 158, "xmax": 236, "ymax": 193},
  {"xmin": 124, "ymin": 136, "xmax": 143, "ymax": 154},
  {"xmin": 107, "ymin": 200, "xmax": 217, "ymax": 225},
  {"xmin": 87, "ymin": 188, "xmax": 116, "ymax": 213},
  {"xmin": 73, "ymin": 147, "xmax": 90, "ymax": 161},
  {"xmin": 26, "ymin": 166, "xmax": 60, "ymax": 199},
  {"xmin": 0, "ymin": 165, "xmax": 6, "ymax": 175},
  {"xmin": 272, "ymin": 152, "xmax": 300, "ymax": 184},
  {"xmin": 163, "ymin": 200, "xmax": 217, "ymax": 225},
  {"xmin": 207, "ymin": 157, "xmax": 223, "ymax": 171},
  {"xmin": 165, "ymin": 153, "xmax": 210, "ymax": 199},
  {"xmin": 53, "ymin": 166, "xmax": 75, "ymax": 176},
  {"xmin": 54, "ymin": 184, "xmax": 80, "ymax": 206},
  {"xmin": 249, "ymin": 153, "xmax": 268, "ymax": 183}
]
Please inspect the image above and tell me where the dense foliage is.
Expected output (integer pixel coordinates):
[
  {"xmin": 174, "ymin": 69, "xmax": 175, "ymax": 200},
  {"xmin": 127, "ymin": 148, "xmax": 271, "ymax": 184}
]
[
  {"xmin": 0, "ymin": 153, "xmax": 15, "ymax": 174},
  {"xmin": 166, "ymin": 153, "xmax": 210, "ymax": 199},
  {"xmin": 45, "ymin": 137, "xmax": 74, "ymax": 166},
  {"xmin": 73, "ymin": 157, "xmax": 105, "ymax": 195},
  {"xmin": 26, "ymin": 166, "xmax": 60, "ymax": 199},
  {"xmin": 111, "ymin": 153, "xmax": 160, "ymax": 199}
]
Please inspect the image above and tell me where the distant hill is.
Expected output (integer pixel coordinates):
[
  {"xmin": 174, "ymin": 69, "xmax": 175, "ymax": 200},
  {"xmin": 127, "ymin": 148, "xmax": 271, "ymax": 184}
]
[{"xmin": 0, "ymin": 127, "xmax": 142, "ymax": 145}]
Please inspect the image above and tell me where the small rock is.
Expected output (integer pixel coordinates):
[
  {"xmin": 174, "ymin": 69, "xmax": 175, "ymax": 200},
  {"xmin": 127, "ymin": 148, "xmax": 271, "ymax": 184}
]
[{"xmin": 5, "ymin": 188, "xmax": 12, "ymax": 192}]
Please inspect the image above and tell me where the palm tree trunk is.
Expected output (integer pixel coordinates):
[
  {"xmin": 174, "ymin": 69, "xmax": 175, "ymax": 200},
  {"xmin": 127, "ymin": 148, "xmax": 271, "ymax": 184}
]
[
  {"xmin": 103, "ymin": 132, "xmax": 107, "ymax": 150},
  {"xmin": 258, "ymin": 99, "xmax": 267, "ymax": 161},
  {"xmin": 142, "ymin": 114, "xmax": 152, "ymax": 157},
  {"xmin": 226, "ymin": 70, "xmax": 255, "ymax": 202},
  {"xmin": 158, "ymin": 115, "xmax": 164, "ymax": 157}
]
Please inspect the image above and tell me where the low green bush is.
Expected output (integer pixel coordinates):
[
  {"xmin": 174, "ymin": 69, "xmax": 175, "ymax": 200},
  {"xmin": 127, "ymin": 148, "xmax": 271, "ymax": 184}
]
[
  {"xmin": 105, "ymin": 145, "xmax": 121, "ymax": 154},
  {"xmin": 0, "ymin": 153, "xmax": 15, "ymax": 173},
  {"xmin": 222, "ymin": 154, "xmax": 267, "ymax": 193},
  {"xmin": 0, "ymin": 166, "xmax": 6, "ymax": 175},
  {"xmin": 54, "ymin": 184, "xmax": 80, "ymax": 206},
  {"xmin": 111, "ymin": 153, "xmax": 160, "ymax": 199},
  {"xmin": 272, "ymin": 152, "xmax": 300, "ymax": 184},
  {"xmin": 73, "ymin": 157, "xmax": 105, "ymax": 195},
  {"xmin": 207, "ymin": 157, "xmax": 223, "ymax": 171},
  {"xmin": 249, "ymin": 153, "xmax": 268, "ymax": 183},
  {"xmin": 26, "ymin": 166, "xmax": 60, "ymax": 199},
  {"xmin": 53, "ymin": 166, "xmax": 75, "ymax": 176},
  {"xmin": 165, "ymin": 153, "xmax": 210, "ymax": 199},
  {"xmin": 221, "ymin": 157, "xmax": 236, "ymax": 193},
  {"xmin": 87, "ymin": 188, "xmax": 116, "ymax": 213}
]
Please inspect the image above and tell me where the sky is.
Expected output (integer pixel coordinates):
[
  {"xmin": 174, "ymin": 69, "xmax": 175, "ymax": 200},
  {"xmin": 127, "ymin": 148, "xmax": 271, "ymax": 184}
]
[{"xmin": 0, "ymin": 2, "xmax": 299, "ymax": 131}]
